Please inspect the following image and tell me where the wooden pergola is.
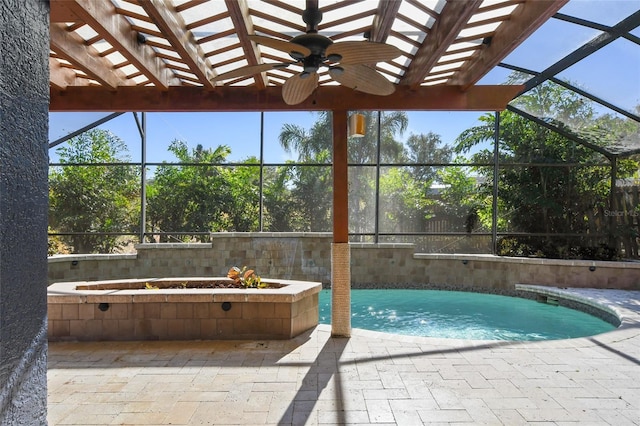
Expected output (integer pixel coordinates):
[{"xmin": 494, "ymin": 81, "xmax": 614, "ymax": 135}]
[{"xmin": 48, "ymin": 0, "xmax": 568, "ymax": 336}]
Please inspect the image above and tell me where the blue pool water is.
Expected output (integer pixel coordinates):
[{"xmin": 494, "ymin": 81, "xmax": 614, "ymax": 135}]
[{"xmin": 318, "ymin": 289, "xmax": 616, "ymax": 341}]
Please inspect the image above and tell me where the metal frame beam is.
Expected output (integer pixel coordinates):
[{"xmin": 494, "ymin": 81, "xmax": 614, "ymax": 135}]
[{"xmin": 521, "ymin": 10, "xmax": 640, "ymax": 94}]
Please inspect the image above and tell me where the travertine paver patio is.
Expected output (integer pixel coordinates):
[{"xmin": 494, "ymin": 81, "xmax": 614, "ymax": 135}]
[{"xmin": 47, "ymin": 287, "xmax": 640, "ymax": 425}]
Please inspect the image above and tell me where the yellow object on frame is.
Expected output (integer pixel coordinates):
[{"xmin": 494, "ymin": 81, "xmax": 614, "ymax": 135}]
[{"xmin": 348, "ymin": 113, "xmax": 365, "ymax": 137}]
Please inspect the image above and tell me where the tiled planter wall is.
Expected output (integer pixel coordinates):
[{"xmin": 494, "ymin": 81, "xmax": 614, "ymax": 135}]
[
  {"xmin": 48, "ymin": 293, "xmax": 319, "ymax": 342},
  {"xmin": 49, "ymin": 233, "xmax": 640, "ymax": 290}
]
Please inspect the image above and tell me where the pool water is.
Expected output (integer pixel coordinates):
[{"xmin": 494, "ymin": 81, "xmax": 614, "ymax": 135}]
[{"xmin": 318, "ymin": 289, "xmax": 616, "ymax": 341}]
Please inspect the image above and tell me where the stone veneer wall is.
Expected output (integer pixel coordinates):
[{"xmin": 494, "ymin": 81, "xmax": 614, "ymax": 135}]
[
  {"xmin": 351, "ymin": 245, "xmax": 640, "ymax": 290},
  {"xmin": 49, "ymin": 234, "xmax": 640, "ymax": 290},
  {"xmin": 1, "ymin": 1, "xmax": 49, "ymax": 424},
  {"xmin": 49, "ymin": 233, "xmax": 334, "ymax": 284}
]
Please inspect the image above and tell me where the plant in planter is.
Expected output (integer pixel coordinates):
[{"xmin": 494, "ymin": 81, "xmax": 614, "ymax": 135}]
[{"xmin": 227, "ymin": 266, "xmax": 266, "ymax": 288}]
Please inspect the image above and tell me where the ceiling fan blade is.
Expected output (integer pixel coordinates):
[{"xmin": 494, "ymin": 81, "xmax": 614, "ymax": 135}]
[
  {"xmin": 248, "ymin": 35, "xmax": 311, "ymax": 58},
  {"xmin": 211, "ymin": 63, "xmax": 288, "ymax": 82},
  {"xmin": 326, "ymin": 41, "xmax": 401, "ymax": 64},
  {"xmin": 282, "ymin": 72, "xmax": 319, "ymax": 105},
  {"xmin": 329, "ymin": 65, "xmax": 395, "ymax": 96}
]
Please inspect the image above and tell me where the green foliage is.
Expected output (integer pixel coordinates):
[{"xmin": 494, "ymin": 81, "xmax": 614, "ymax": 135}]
[
  {"xmin": 378, "ymin": 168, "xmax": 433, "ymax": 232},
  {"xmin": 454, "ymin": 78, "xmax": 639, "ymax": 259},
  {"xmin": 279, "ymin": 113, "xmax": 332, "ymax": 162},
  {"xmin": 221, "ymin": 159, "xmax": 261, "ymax": 231},
  {"xmin": 227, "ymin": 266, "xmax": 265, "ymax": 288},
  {"xmin": 348, "ymin": 111, "xmax": 408, "ymax": 164},
  {"xmin": 436, "ymin": 164, "xmax": 484, "ymax": 232},
  {"xmin": 278, "ymin": 113, "xmax": 336, "ymax": 231},
  {"xmin": 147, "ymin": 140, "xmax": 233, "ymax": 240},
  {"xmin": 262, "ymin": 165, "xmax": 299, "ymax": 231},
  {"xmin": 48, "ymin": 129, "xmax": 139, "ymax": 253},
  {"xmin": 47, "ymin": 227, "xmax": 71, "ymax": 255},
  {"xmin": 406, "ymin": 132, "xmax": 453, "ymax": 183},
  {"xmin": 348, "ymin": 112, "xmax": 409, "ymax": 234},
  {"xmin": 290, "ymin": 158, "xmax": 333, "ymax": 232},
  {"xmin": 48, "ymin": 98, "xmax": 638, "ymax": 259}
]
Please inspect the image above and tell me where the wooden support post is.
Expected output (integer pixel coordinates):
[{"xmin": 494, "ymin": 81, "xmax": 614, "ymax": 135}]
[{"xmin": 331, "ymin": 110, "xmax": 351, "ymax": 337}]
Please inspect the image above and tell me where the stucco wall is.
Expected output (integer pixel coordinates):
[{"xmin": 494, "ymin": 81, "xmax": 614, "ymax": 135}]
[
  {"xmin": 0, "ymin": 0, "xmax": 50, "ymax": 423},
  {"xmin": 48, "ymin": 234, "xmax": 640, "ymax": 290}
]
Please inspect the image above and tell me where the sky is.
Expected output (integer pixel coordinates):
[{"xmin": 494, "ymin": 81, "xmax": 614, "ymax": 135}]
[
  {"xmin": 48, "ymin": 110, "xmax": 489, "ymax": 164},
  {"xmin": 48, "ymin": 0, "xmax": 640, "ymax": 165}
]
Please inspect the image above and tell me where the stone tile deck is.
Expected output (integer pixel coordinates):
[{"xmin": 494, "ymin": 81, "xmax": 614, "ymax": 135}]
[{"xmin": 48, "ymin": 287, "xmax": 640, "ymax": 425}]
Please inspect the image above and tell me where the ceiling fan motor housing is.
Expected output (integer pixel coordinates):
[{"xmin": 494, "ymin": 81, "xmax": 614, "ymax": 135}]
[{"xmin": 290, "ymin": 33, "xmax": 333, "ymax": 57}]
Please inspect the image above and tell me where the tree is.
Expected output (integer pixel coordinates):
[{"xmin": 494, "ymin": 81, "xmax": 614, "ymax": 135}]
[
  {"xmin": 436, "ymin": 164, "xmax": 484, "ymax": 233},
  {"xmin": 146, "ymin": 140, "xmax": 236, "ymax": 240},
  {"xmin": 262, "ymin": 165, "xmax": 299, "ymax": 231},
  {"xmin": 49, "ymin": 129, "xmax": 139, "ymax": 253},
  {"xmin": 454, "ymin": 78, "xmax": 639, "ymax": 259},
  {"xmin": 278, "ymin": 111, "xmax": 411, "ymax": 234},
  {"xmin": 279, "ymin": 112, "xmax": 332, "ymax": 162},
  {"xmin": 220, "ymin": 159, "xmax": 261, "ymax": 231},
  {"xmin": 278, "ymin": 112, "xmax": 334, "ymax": 231},
  {"xmin": 378, "ymin": 167, "xmax": 433, "ymax": 233},
  {"xmin": 405, "ymin": 132, "xmax": 453, "ymax": 183}
]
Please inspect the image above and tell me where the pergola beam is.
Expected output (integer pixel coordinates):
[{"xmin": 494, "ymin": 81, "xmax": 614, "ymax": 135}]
[
  {"xmin": 400, "ymin": 0, "xmax": 484, "ymax": 87},
  {"xmin": 50, "ymin": 85, "xmax": 523, "ymax": 112},
  {"xmin": 370, "ymin": 0, "xmax": 402, "ymax": 43},
  {"xmin": 49, "ymin": 1, "xmax": 80, "ymax": 22},
  {"xmin": 225, "ymin": 0, "xmax": 269, "ymax": 89},
  {"xmin": 138, "ymin": 0, "xmax": 217, "ymax": 89},
  {"xmin": 52, "ymin": 0, "xmax": 179, "ymax": 90},
  {"xmin": 449, "ymin": 0, "xmax": 569, "ymax": 90},
  {"xmin": 50, "ymin": 23, "xmax": 130, "ymax": 90}
]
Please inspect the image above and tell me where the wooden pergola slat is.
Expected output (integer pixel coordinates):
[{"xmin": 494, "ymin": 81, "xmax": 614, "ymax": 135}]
[
  {"xmin": 54, "ymin": 0, "xmax": 179, "ymax": 90},
  {"xmin": 449, "ymin": 0, "xmax": 569, "ymax": 90},
  {"xmin": 225, "ymin": 0, "xmax": 269, "ymax": 89},
  {"xmin": 49, "ymin": 58, "xmax": 87, "ymax": 90},
  {"xmin": 50, "ymin": 23, "xmax": 130, "ymax": 90},
  {"xmin": 138, "ymin": 0, "xmax": 216, "ymax": 89},
  {"xmin": 400, "ymin": 0, "xmax": 484, "ymax": 87}
]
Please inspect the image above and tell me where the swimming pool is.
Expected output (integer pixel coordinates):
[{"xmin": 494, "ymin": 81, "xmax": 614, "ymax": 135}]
[{"xmin": 318, "ymin": 289, "xmax": 616, "ymax": 341}]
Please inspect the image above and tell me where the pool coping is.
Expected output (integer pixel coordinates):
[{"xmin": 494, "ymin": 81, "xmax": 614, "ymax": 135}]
[{"xmin": 515, "ymin": 284, "xmax": 640, "ymax": 328}]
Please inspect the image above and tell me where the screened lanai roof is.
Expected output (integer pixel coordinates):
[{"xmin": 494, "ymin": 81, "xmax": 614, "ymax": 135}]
[{"xmin": 49, "ymin": 0, "xmax": 640, "ymax": 155}]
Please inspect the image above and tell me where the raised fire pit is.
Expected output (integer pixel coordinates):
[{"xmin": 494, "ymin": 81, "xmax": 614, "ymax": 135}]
[{"xmin": 48, "ymin": 277, "xmax": 321, "ymax": 341}]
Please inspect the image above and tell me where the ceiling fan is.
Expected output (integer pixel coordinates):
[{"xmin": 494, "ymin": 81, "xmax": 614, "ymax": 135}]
[{"xmin": 210, "ymin": 3, "xmax": 401, "ymax": 105}]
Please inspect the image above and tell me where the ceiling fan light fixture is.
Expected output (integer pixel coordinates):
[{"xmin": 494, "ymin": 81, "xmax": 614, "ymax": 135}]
[
  {"xmin": 290, "ymin": 51, "xmax": 306, "ymax": 60},
  {"xmin": 329, "ymin": 66, "xmax": 344, "ymax": 77},
  {"xmin": 326, "ymin": 53, "xmax": 342, "ymax": 62},
  {"xmin": 303, "ymin": 56, "xmax": 321, "ymax": 74}
]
